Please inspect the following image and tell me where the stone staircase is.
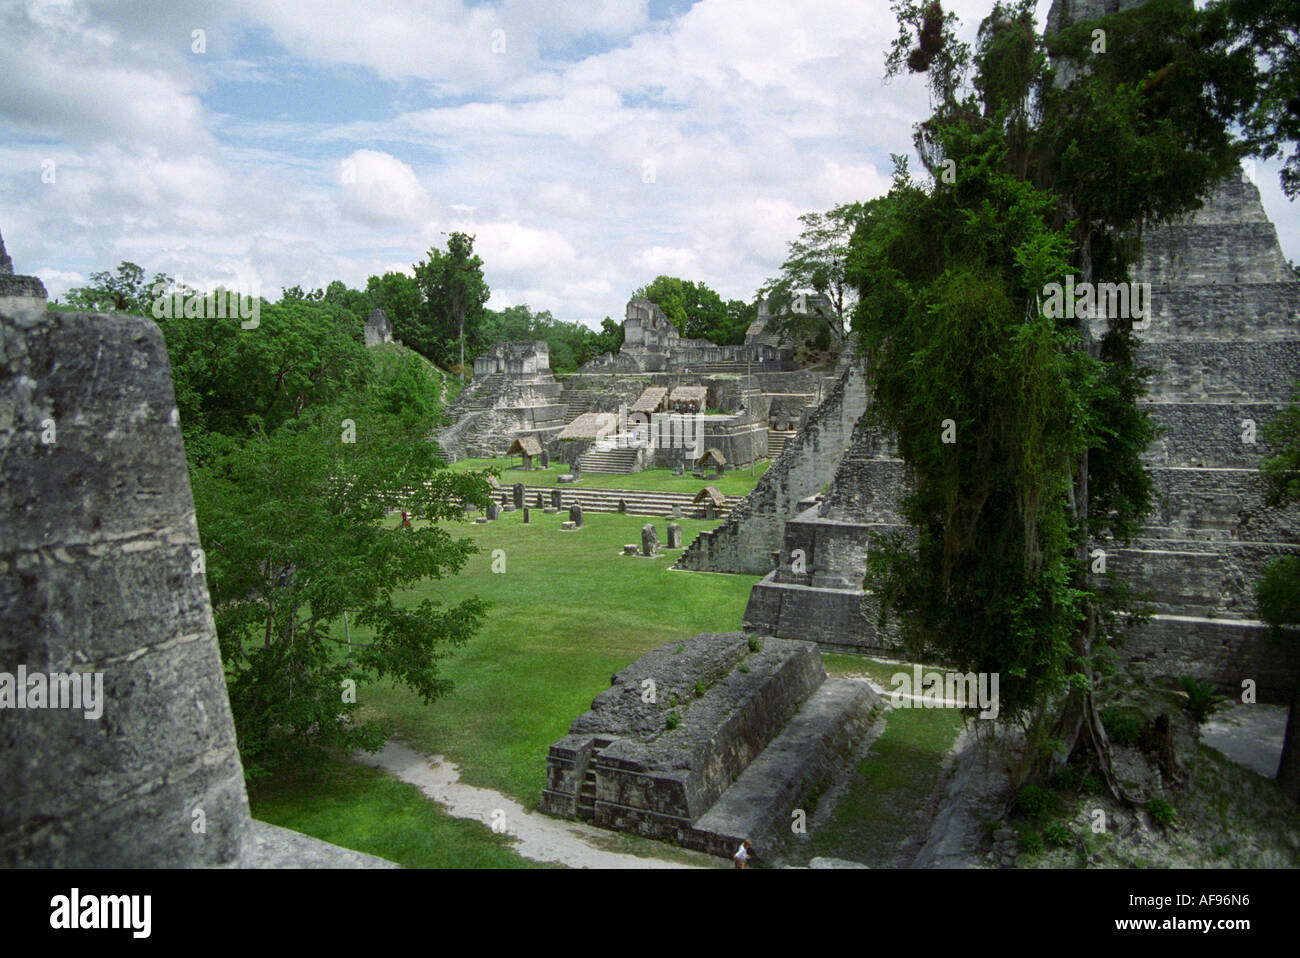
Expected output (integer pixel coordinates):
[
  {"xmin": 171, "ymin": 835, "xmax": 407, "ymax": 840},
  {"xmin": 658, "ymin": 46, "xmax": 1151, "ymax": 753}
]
[
  {"xmin": 577, "ymin": 448, "xmax": 639, "ymax": 474},
  {"xmin": 514, "ymin": 485, "xmax": 743, "ymax": 518},
  {"xmin": 766, "ymin": 429, "xmax": 797, "ymax": 458},
  {"xmin": 560, "ymin": 392, "xmax": 590, "ymax": 422}
]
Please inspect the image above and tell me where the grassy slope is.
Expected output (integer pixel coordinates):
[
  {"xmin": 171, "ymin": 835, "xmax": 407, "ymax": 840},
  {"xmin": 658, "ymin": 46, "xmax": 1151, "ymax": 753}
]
[
  {"xmin": 248, "ymin": 755, "xmax": 555, "ymax": 868},
  {"xmin": 449, "ymin": 457, "xmax": 770, "ymax": 496}
]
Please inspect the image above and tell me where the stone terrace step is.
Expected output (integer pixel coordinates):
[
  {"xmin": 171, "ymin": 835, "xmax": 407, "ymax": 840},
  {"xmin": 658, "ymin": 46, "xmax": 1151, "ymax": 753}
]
[
  {"xmin": 518, "ymin": 485, "xmax": 743, "ymax": 518},
  {"xmin": 690, "ymin": 677, "xmax": 880, "ymax": 858}
]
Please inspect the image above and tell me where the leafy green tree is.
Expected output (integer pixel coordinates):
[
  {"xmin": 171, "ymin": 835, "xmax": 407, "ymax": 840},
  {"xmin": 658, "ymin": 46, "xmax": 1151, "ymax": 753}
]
[
  {"xmin": 192, "ymin": 390, "xmax": 491, "ymax": 779},
  {"xmin": 414, "ymin": 232, "xmax": 490, "ymax": 375},
  {"xmin": 65, "ymin": 261, "xmax": 173, "ymax": 314},
  {"xmin": 761, "ymin": 203, "xmax": 865, "ymax": 356},
  {"xmin": 859, "ymin": 0, "xmax": 1258, "ymax": 796},
  {"xmin": 156, "ymin": 298, "xmax": 370, "ymax": 453},
  {"xmin": 366, "ymin": 272, "xmax": 423, "ymax": 354},
  {"xmin": 1255, "ymin": 382, "xmax": 1300, "ymax": 802},
  {"xmin": 633, "ymin": 276, "xmax": 749, "ymax": 344},
  {"xmin": 1213, "ymin": 0, "xmax": 1300, "ymax": 197}
]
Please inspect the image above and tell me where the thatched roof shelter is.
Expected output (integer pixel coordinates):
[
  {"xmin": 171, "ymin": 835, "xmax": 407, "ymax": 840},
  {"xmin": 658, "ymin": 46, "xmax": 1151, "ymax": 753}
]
[
  {"xmin": 507, "ymin": 436, "xmax": 543, "ymax": 458},
  {"xmin": 557, "ymin": 412, "xmax": 619, "ymax": 440},
  {"xmin": 696, "ymin": 447, "xmax": 726, "ymax": 469},
  {"xmin": 669, "ymin": 385, "xmax": 708, "ymax": 411},
  {"xmin": 630, "ymin": 386, "xmax": 669, "ymax": 414},
  {"xmin": 693, "ymin": 486, "xmax": 726, "ymax": 509}
]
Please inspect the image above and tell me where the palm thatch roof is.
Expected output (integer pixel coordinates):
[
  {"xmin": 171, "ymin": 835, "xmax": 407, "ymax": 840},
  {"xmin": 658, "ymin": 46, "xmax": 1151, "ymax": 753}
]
[
  {"xmin": 693, "ymin": 486, "xmax": 726, "ymax": 508},
  {"xmin": 557, "ymin": 412, "xmax": 619, "ymax": 440},
  {"xmin": 669, "ymin": 385, "xmax": 708, "ymax": 406},
  {"xmin": 507, "ymin": 436, "xmax": 543, "ymax": 457},
  {"xmin": 696, "ymin": 447, "xmax": 726, "ymax": 468},
  {"xmin": 630, "ymin": 386, "xmax": 669, "ymax": 414}
]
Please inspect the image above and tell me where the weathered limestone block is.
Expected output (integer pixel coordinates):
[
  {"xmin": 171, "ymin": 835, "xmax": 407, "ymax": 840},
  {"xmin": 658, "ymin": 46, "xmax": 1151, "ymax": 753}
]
[
  {"xmin": 666, "ymin": 523, "xmax": 683, "ymax": 548},
  {"xmin": 569, "ymin": 504, "xmax": 583, "ymax": 528},
  {"xmin": 512, "ymin": 483, "xmax": 525, "ymax": 508},
  {"xmin": 641, "ymin": 524, "xmax": 659, "ymax": 557}
]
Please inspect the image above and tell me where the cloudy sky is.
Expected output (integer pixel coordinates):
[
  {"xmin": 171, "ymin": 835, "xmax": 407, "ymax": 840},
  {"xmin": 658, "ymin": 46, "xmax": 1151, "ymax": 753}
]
[{"xmin": 2, "ymin": 0, "xmax": 1296, "ymax": 327}]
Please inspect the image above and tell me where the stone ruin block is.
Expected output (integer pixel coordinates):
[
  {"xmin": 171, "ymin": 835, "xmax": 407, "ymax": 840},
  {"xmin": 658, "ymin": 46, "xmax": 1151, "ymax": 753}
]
[
  {"xmin": 486, "ymin": 503, "xmax": 500, "ymax": 520},
  {"xmin": 551, "ymin": 490, "xmax": 563, "ymax": 509},
  {"xmin": 641, "ymin": 524, "xmax": 659, "ymax": 557},
  {"xmin": 523, "ymin": 507, "xmax": 531, "ymax": 523},
  {"xmin": 666, "ymin": 523, "xmax": 683, "ymax": 549},
  {"xmin": 512, "ymin": 483, "xmax": 525, "ymax": 508},
  {"xmin": 624, "ymin": 544, "xmax": 639, "ymax": 555},
  {"xmin": 618, "ymin": 498, "xmax": 628, "ymax": 513},
  {"xmin": 561, "ymin": 520, "xmax": 576, "ymax": 530},
  {"xmin": 569, "ymin": 504, "xmax": 583, "ymax": 528},
  {"xmin": 539, "ymin": 632, "xmax": 879, "ymax": 859}
]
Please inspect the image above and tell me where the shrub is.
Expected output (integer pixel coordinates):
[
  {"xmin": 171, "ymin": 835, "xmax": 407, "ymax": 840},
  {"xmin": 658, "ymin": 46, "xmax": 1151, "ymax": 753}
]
[
  {"xmin": 1049, "ymin": 766, "xmax": 1082, "ymax": 792},
  {"xmin": 748, "ymin": 635, "xmax": 763, "ymax": 653},
  {"xmin": 1043, "ymin": 822, "xmax": 1073, "ymax": 847},
  {"xmin": 1099, "ymin": 707, "xmax": 1143, "ymax": 746},
  {"xmin": 1083, "ymin": 773, "xmax": 1106, "ymax": 796},
  {"xmin": 665, "ymin": 711, "xmax": 680, "ymax": 731},
  {"xmin": 1148, "ymin": 798, "xmax": 1177, "ymax": 826},
  {"xmin": 1177, "ymin": 676, "xmax": 1222, "ymax": 724},
  {"xmin": 1020, "ymin": 831, "xmax": 1043, "ymax": 854},
  {"xmin": 693, "ymin": 681, "xmax": 706, "ymax": 698},
  {"xmin": 1016, "ymin": 785, "xmax": 1050, "ymax": 818}
]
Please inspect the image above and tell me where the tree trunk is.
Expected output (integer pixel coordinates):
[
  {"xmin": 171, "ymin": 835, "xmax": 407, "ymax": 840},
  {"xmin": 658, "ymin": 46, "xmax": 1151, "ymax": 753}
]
[{"xmin": 1278, "ymin": 666, "xmax": 1300, "ymax": 804}]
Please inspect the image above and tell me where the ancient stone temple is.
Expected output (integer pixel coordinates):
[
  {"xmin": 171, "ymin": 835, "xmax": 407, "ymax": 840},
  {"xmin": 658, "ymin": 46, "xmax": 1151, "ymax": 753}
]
[
  {"xmin": 582, "ymin": 298, "xmax": 791, "ymax": 373},
  {"xmin": 742, "ymin": 174, "xmax": 1300, "ymax": 698},
  {"xmin": 1, "ymin": 238, "xmax": 389, "ymax": 867},
  {"xmin": 363, "ymin": 307, "xmax": 394, "ymax": 346},
  {"xmin": 436, "ymin": 340, "xmax": 566, "ymax": 460},
  {"xmin": 0, "ymin": 228, "xmax": 46, "ymax": 313},
  {"xmin": 540, "ymin": 632, "xmax": 878, "ymax": 856}
]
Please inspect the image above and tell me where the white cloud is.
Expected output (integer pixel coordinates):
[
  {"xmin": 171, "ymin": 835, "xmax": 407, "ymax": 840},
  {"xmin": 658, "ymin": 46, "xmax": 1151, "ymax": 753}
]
[{"xmin": 336, "ymin": 149, "xmax": 435, "ymax": 226}]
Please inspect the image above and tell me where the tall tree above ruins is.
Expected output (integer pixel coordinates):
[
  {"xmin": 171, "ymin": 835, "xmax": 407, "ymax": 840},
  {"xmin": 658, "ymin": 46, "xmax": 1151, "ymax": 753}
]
[
  {"xmin": 858, "ymin": 0, "xmax": 1265, "ymax": 795},
  {"xmin": 760, "ymin": 202, "xmax": 864, "ymax": 356},
  {"xmin": 414, "ymin": 232, "xmax": 490, "ymax": 377}
]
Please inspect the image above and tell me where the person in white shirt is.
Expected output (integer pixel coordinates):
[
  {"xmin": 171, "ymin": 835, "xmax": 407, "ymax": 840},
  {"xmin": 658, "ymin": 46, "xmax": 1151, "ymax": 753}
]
[{"xmin": 733, "ymin": 838, "xmax": 754, "ymax": 869}]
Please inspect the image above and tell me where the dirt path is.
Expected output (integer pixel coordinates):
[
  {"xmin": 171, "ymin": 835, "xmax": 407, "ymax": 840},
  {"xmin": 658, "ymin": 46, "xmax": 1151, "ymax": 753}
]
[{"xmin": 353, "ymin": 741, "xmax": 704, "ymax": 869}]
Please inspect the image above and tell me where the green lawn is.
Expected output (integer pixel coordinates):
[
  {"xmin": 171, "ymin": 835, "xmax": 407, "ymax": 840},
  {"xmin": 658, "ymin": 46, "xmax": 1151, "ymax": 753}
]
[
  {"xmin": 248, "ymin": 751, "xmax": 552, "ymax": 868},
  {"xmin": 338, "ymin": 509, "xmax": 760, "ymax": 806},
  {"xmin": 448, "ymin": 457, "xmax": 770, "ymax": 497},
  {"xmin": 249, "ymin": 510, "xmax": 963, "ymax": 868}
]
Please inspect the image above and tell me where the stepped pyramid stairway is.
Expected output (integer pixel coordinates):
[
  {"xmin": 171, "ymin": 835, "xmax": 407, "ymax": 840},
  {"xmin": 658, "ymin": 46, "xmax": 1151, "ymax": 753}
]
[
  {"xmin": 509, "ymin": 485, "xmax": 742, "ymax": 518},
  {"xmin": 744, "ymin": 171, "xmax": 1300, "ymax": 699},
  {"xmin": 577, "ymin": 447, "xmax": 640, "ymax": 474},
  {"xmin": 540, "ymin": 632, "xmax": 879, "ymax": 857},
  {"xmin": 766, "ymin": 429, "xmax": 797, "ymax": 458},
  {"xmin": 559, "ymin": 391, "xmax": 591, "ymax": 422},
  {"xmin": 437, "ymin": 365, "xmax": 565, "ymax": 461}
]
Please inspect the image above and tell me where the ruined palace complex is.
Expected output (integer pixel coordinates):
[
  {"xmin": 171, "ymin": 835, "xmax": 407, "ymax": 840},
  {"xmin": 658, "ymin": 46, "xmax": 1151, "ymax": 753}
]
[{"xmin": 3, "ymin": 0, "xmax": 1297, "ymax": 868}]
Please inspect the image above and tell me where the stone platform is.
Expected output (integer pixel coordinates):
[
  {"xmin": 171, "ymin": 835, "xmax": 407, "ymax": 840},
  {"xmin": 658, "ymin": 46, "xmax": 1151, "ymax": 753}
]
[{"xmin": 539, "ymin": 632, "xmax": 879, "ymax": 857}]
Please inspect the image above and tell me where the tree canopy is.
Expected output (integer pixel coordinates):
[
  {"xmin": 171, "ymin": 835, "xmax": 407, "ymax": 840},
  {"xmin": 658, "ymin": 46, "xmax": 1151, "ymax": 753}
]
[
  {"xmin": 633, "ymin": 275, "xmax": 757, "ymax": 345},
  {"xmin": 858, "ymin": 0, "xmax": 1262, "ymax": 792}
]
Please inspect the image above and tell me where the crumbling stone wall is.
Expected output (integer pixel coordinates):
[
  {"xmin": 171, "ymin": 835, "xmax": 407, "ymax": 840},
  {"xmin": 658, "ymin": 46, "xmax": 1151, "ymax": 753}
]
[{"xmin": 675, "ymin": 356, "xmax": 868, "ymax": 574}]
